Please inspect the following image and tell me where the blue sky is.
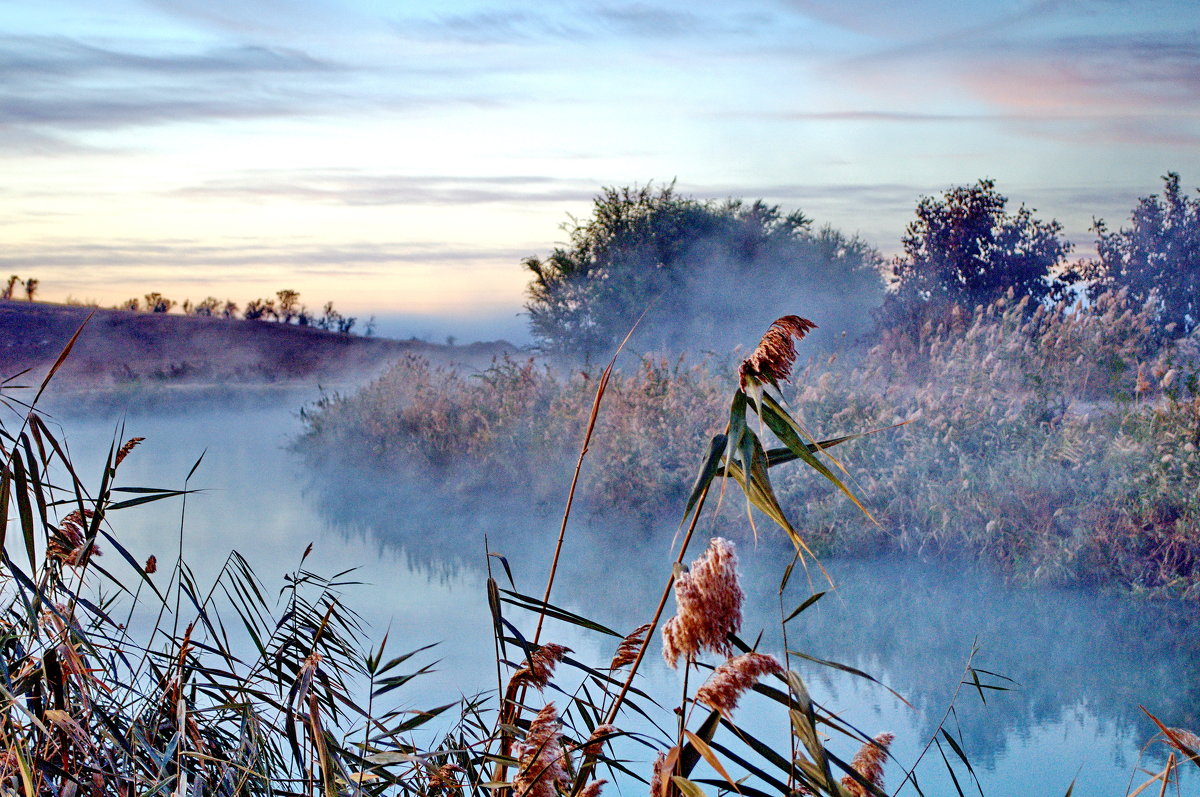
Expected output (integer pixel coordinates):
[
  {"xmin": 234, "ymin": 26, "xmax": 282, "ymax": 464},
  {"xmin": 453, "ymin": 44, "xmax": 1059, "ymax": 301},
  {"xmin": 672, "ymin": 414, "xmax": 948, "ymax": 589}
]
[{"xmin": 2, "ymin": 0, "xmax": 1198, "ymax": 340}]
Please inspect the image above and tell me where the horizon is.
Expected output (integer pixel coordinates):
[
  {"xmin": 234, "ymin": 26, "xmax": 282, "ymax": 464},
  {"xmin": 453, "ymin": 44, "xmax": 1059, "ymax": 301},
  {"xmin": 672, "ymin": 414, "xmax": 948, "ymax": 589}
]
[{"xmin": 2, "ymin": 0, "xmax": 1198, "ymax": 340}]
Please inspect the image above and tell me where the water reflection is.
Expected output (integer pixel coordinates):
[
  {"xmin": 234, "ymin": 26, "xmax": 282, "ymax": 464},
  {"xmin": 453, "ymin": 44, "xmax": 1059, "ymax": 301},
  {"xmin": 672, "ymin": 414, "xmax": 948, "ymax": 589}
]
[{"xmin": 49, "ymin": 395, "xmax": 1200, "ymax": 796}]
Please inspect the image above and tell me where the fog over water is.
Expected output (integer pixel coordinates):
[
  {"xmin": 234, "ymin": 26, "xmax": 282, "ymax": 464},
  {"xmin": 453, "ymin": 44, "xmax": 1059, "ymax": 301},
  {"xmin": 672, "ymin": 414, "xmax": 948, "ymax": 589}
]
[{"xmin": 46, "ymin": 389, "xmax": 1200, "ymax": 797}]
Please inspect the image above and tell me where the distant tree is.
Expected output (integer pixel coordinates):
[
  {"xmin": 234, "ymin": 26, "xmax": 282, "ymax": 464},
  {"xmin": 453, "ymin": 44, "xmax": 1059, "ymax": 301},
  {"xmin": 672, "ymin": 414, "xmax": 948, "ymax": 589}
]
[
  {"xmin": 887, "ymin": 179, "xmax": 1074, "ymax": 312},
  {"xmin": 188, "ymin": 297, "xmax": 221, "ymax": 317},
  {"xmin": 119, "ymin": 298, "xmax": 140, "ymax": 311},
  {"xmin": 1075, "ymin": 173, "xmax": 1200, "ymax": 337},
  {"xmin": 143, "ymin": 292, "xmax": 175, "ymax": 313},
  {"xmin": 2, "ymin": 275, "xmax": 18, "ymax": 300},
  {"xmin": 276, "ymin": 289, "xmax": 301, "ymax": 323},
  {"xmin": 24, "ymin": 278, "xmax": 38, "ymax": 302},
  {"xmin": 243, "ymin": 298, "xmax": 275, "ymax": 320},
  {"xmin": 221, "ymin": 300, "xmax": 239, "ymax": 319},
  {"xmin": 524, "ymin": 183, "xmax": 885, "ymax": 357}
]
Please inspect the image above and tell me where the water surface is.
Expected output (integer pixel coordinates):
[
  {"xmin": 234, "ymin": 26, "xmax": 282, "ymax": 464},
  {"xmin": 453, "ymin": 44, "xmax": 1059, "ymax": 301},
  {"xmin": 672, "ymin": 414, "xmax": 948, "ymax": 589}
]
[{"xmin": 49, "ymin": 393, "xmax": 1199, "ymax": 796}]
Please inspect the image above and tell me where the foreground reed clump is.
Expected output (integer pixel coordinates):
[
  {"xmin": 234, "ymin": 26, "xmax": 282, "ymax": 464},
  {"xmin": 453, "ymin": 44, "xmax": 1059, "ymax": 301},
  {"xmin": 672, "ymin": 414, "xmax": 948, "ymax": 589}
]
[{"xmin": 5, "ymin": 312, "xmax": 1197, "ymax": 796}]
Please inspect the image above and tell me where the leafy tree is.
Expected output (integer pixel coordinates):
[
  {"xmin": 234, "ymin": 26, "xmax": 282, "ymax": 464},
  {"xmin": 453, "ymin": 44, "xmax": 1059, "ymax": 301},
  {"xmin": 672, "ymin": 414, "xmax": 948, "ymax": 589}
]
[
  {"xmin": 24, "ymin": 278, "xmax": 38, "ymax": 302},
  {"xmin": 1080, "ymin": 173, "xmax": 1200, "ymax": 337},
  {"xmin": 523, "ymin": 183, "xmax": 884, "ymax": 357},
  {"xmin": 888, "ymin": 179, "xmax": 1074, "ymax": 311},
  {"xmin": 2, "ymin": 275, "xmax": 19, "ymax": 300},
  {"xmin": 243, "ymin": 298, "xmax": 275, "ymax": 320},
  {"xmin": 276, "ymin": 289, "xmax": 301, "ymax": 323},
  {"xmin": 143, "ymin": 292, "xmax": 174, "ymax": 313}
]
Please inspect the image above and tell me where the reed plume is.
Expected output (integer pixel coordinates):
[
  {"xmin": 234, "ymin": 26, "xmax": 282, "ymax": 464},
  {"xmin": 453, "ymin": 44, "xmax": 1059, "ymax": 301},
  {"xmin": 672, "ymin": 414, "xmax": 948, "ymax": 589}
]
[
  {"xmin": 577, "ymin": 778, "xmax": 606, "ymax": 797},
  {"xmin": 649, "ymin": 751, "xmax": 669, "ymax": 797},
  {"xmin": 610, "ymin": 623, "xmax": 652, "ymax": 669},
  {"xmin": 511, "ymin": 643, "xmax": 571, "ymax": 690},
  {"xmin": 428, "ymin": 763, "xmax": 465, "ymax": 789},
  {"xmin": 662, "ymin": 537, "xmax": 743, "ymax": 667},
  {"xmin": 144, "ymin": 555, "xmax": 157, "ymax": 574},
  {"xmin": 582, "ymin": 723, "xmax": 616, "ymax": 757},
  {"xmin": 738, "ymin": 315, "xmax": 817, "ymax": 388},
  {"xmin": 114, "ymin": 436, "xmax": 144, "ymax": 469},
  {"xmin": 694, "ymin": 652, "xmax": 784, "ymax": 715},
  {"xmin": 840, "ymin": 732, "xmax": 894, "ymax": 797},
  {"xmin": 514, "ymin": 703, "xmax": 570, "ymax": 797},
  {"xmin": 48, "ymin": 509, "xmax": 100, "ymax": 566}
]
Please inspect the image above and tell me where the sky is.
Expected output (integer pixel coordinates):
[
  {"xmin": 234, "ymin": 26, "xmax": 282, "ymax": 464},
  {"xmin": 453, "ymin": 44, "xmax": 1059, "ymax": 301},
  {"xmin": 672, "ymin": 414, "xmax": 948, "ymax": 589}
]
[{"xmin": 2, "ymin": 0, "xmax": 1198, "ymax": 342}]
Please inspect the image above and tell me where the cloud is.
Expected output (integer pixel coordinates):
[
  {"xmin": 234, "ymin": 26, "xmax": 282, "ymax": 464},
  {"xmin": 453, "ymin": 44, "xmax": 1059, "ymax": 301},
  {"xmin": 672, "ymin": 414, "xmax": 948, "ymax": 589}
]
[
  {"xmin": 175, "ymin": 171, "xmax": 602, "ymax": 206},
  {"xmin": 0, "ymin": 35, "xmax": 336, "ymax": 79},
  {"xmin": 0, "ymin": 238, "xmax": 530, "ymax": 272},
  {"xmin": 397, "ymin": 3, "xmax": 773, "ymax": 45},
  {"xmin": 0, "ymin": 33, "xmax": 513, "ymax": 143}
]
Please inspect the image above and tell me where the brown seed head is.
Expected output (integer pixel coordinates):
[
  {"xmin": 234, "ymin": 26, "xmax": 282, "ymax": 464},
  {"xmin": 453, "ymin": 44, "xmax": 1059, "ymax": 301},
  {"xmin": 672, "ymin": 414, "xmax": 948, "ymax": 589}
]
[
  {"xmin": 840, "ymin": 732, "xmax": 894, "ymax": 797},
  {"xmin": 514, "ymin": 703, "xmax": 570, "ymax": 797},
  {"xmin": 694, "ymin": 652, "xmax": 784, "ymax": 715},
  {"xmin": 577, "ymin": 779, "xmax": 606, "ymax": 797},
  {"xmin": 144, "ymin": 555, "xmax": 158, "ymax": 574},
  {"xmin": 114, "ymin": 437, "xmax": 144, "ymax": 469},
  {"xmin": 48, "ymin": 510, "xmax": 100, "ymax": 566},
  {"xmin": 610, "ymin": 623, "xmax": 653, "ymax": 670},
  {"xmin": 649, "ymin": 751, "xmax": 670, "ymax": 797},
  {"xmin": 428, "ymin": 763, "xmax": 465, "ymax": 790},
  {"xmin": 739, "ymin": 315, "xmax": 817, "ymax": 388},
  {"xmin": 511, "ymin": 643, "xmax": 571, "ymax": 690},
  {"xmin": 662, "ymin": 537, "xmax": 744, "ymax": 667},
  {"xmin": 582, "ymin": 723, "xmax": 617, "ymax": 757}
]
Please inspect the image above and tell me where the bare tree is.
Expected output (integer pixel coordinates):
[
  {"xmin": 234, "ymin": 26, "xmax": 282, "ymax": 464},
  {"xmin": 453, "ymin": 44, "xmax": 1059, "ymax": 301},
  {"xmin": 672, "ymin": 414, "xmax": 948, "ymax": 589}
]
[
  {"xmin": 24, "ymin": 278, "xmax": 38, "ymax": 301},
  {"xmin": 2, "ymin": 275, "xmax": 18, "ymax": 300}
]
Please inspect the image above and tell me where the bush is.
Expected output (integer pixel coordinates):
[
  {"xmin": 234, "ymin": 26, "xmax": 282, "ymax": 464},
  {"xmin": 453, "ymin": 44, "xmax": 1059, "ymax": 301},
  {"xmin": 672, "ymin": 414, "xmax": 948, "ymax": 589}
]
[
  {"xmin": 524, "ymin": 183, "xmax": 884, "ymax": 358},
  {"xmin": 1080, "ymin": 172, "xmax": 1200, "ymax": 338},
  {"xmin": 884, "ymin": 179, "xmax": 1076, "ymax": 322}
]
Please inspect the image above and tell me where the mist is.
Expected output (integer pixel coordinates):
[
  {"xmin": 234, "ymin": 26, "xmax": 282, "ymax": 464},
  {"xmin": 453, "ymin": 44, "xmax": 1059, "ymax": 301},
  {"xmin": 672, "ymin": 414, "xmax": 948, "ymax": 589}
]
[{"xmin": 39, "ymin": 387, "xmax": 1198, "ymax": 796}]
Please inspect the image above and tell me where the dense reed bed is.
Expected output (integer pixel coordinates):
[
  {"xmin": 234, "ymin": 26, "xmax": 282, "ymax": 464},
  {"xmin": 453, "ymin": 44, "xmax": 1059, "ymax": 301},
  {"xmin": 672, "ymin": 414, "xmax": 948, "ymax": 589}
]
[
  {"xmin": 298, "ymin": 291, "xmax": 1200, "ymax": 599},
  {"xmin": 4, "ymin": 314, "xmax": 1198, "ymax": 795}
]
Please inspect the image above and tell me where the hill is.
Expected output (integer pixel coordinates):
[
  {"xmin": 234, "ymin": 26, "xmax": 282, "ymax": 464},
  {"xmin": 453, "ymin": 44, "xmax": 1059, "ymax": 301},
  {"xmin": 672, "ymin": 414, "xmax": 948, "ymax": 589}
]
[{"xmin": 0, "ymin": 300, "xmax": 517, "ymax": 390}]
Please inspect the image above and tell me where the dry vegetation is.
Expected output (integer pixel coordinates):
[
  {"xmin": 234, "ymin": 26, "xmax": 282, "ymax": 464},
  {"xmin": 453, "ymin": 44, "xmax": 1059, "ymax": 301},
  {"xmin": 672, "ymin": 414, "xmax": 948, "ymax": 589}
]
[
  {"xmin": 2, "ymin": 314, "xmax": 1198, "ymax": 796},
  {"xmin": 299, "ymin": 291, "xmax": 1200, "ymax": 599}
]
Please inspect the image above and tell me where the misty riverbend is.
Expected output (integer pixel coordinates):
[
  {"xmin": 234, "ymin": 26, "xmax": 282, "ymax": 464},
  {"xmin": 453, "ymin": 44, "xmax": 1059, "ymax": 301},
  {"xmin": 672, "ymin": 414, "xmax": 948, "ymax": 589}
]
[{"xmin": 55, "ymin": 393, "xmax": 1199, "ymax": 796}]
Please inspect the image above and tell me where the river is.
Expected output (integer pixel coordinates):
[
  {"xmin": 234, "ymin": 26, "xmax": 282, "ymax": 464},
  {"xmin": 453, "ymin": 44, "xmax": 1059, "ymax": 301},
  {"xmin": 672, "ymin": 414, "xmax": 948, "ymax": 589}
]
[{"xmin": 45, "ymin": 389, "xmax": 1200, "ymax": 797}]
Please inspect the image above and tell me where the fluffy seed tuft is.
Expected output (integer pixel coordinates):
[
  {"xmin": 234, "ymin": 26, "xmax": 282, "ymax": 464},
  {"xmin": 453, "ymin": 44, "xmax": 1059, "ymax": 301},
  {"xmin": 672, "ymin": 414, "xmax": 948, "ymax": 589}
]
[
  {"xmin": 840, "ymin": 732, "xmax": 894, "ymax": 797},
  {"xmin": 662, "ymin": 537, "xmax": 743, "ymax": 667},
  {"xmin": 514, "ymin": 703, "xmax": 570, "ymax": 797},
  {"xmin": 694, "ymin": 652, "xmax": 783, "ymax": 715},
  {"xmin": 739, "ymin": 315, "xmax": 817, "ymax": 388}
]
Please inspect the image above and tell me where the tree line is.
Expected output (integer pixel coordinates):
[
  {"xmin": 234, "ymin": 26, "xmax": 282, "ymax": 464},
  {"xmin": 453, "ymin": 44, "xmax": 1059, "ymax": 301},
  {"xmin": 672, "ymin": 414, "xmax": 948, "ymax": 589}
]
[
  {"xmin": 524, "ymin": 174, "xmax": 1200, "ymax": 356},
  {"xmin": 118, "ymin": 289, "xmax": 364, "ymax": 334},
  {"xmin": 1, "ymin": 283, "xmax": 367, "ymax": 336}
]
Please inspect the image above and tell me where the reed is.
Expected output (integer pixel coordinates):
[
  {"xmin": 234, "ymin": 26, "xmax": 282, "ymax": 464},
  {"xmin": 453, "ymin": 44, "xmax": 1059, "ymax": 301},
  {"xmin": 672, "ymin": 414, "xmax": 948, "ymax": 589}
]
[{"xmin": 4, "ymin": 309, "xmax": 1197, "ymax": 796}]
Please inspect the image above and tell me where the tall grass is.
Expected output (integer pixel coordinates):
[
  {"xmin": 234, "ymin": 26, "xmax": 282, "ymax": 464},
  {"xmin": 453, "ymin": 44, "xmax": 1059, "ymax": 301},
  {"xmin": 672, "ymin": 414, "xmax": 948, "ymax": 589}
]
[
  {"xmin": 4, "ymin": 311, "xmax": 1198, "ymax": 796},
  {"xmin": 298, "ymin": 291, "xmax": 1200, "ymax": 598}
]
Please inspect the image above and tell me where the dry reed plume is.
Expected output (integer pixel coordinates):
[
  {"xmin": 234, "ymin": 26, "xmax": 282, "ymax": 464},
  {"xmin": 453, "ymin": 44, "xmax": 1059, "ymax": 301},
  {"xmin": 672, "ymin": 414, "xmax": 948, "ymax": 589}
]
[
  {"xmin": 693, "ymin": 652, "xmax": 784, "ymax": 715},
  {"xmin": 576, "ymin": 778, "xmax": 606, "ymax": 797},
  {"xmin": 582, "ymin": 724, "xmax": 617, "ymax": 757},
  {"xmin": 513, "ymin": 703, "xmax": 570, "ymax": 797},
  {"xmin": 113, "ymin": 435, "xmax": 144, "ymax": 468},
  {"xmin": 840, "ymin": 732, "xmax": 894, "ymax": 797},
  {"xmin": 738, "ymin": 315, "xmax": 817, "ymax": 388},
  {"xmin": 511, "ymin": 643, "xmax": 571, "ymax": 690},
  {"xmin": 609, "ymin": 623, "xmax": 653, "ymax": 669},
  {"xmin": 662, "ymin": 537, "xmax": 743, "ymax": 667},
  {"xmin": 649, "ymin": 751, "xmax": 670, "ymax": 797},
  {"xmin": 48, "ymin": 509, "xmax": 99, "ymax": 565}
]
